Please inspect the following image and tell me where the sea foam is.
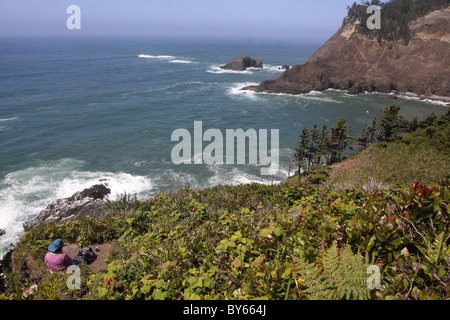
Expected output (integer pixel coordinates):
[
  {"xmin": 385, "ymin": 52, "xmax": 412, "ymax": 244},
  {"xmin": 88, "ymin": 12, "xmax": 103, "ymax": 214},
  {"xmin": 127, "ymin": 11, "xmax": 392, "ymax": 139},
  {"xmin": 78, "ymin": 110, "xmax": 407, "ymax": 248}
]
[
  {"xmin": 138, "ymin": 54, "xmax": 194, "ymax": 64},
  {"xmin": 206, "ymin": 65, "xmax": 254, "ymax": 74},
  {"xmin": 138, "ymin": 54, "xmax": 175, "ymax": 59},
  {"xmin": 170, "ymin": 59, "xmax": 194, "ymax": 64},
  {"xmin": 0, "ymin": 158, "xmax": 154, "ymax": 259},
  {"xmin": 226, "ymin": 82, "xmax": 261, "ymax": 100}
]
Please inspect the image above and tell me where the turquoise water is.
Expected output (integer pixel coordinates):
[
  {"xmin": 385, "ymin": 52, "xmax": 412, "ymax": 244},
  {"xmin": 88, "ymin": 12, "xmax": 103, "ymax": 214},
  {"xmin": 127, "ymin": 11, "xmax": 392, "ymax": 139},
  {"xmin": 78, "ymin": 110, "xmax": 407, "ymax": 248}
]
[{"xmin": 0, "ymin": 37, "xmax": 447, "ymax": 257}]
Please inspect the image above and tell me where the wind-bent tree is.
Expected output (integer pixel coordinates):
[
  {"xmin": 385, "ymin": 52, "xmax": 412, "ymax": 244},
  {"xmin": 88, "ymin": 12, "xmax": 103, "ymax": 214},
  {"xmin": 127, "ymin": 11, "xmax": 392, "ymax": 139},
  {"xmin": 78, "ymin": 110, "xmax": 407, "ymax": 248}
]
[
  {"xmin": 372, "ymin": 105, "xmax": 409, "ymax": 142},
  {"xmin": 328, "ymin": 118, "xmax": 354, "ymax": 165},
  {"xmin": 295, "ymin": 118, "xmax": 354, "ymax": 173}
]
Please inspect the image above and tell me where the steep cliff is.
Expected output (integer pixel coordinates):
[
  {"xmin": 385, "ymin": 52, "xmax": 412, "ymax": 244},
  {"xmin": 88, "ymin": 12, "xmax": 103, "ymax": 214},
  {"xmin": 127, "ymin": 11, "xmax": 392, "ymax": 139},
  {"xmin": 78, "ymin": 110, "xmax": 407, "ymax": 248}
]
[{"xmin": 244, "ymin": 6, "xmax": 450, "ymax": 99}]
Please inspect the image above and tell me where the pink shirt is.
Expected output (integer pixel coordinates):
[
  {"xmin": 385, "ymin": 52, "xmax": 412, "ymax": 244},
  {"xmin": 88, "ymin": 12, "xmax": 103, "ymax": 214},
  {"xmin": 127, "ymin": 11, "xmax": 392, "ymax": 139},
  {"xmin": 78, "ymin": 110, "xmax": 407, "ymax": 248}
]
[{"xmin": 44, "ymin": 252, "xmax": 73, "ymax": 272}]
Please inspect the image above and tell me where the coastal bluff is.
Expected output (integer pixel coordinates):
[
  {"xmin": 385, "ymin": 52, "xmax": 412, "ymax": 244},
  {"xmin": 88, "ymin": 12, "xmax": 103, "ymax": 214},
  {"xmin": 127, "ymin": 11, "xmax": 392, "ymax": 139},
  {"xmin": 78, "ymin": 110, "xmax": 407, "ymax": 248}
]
[{"xmin": 243, "ymin": 7, "xmax": 450, "ymax": 99}]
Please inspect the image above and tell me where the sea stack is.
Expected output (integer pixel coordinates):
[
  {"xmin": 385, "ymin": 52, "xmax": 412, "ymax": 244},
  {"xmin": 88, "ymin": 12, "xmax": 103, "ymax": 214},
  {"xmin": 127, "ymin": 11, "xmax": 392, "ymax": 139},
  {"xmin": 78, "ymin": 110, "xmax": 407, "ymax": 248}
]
[{"xmin": 221, "ymin": 56, "xmax": 263, "ymax": 71}]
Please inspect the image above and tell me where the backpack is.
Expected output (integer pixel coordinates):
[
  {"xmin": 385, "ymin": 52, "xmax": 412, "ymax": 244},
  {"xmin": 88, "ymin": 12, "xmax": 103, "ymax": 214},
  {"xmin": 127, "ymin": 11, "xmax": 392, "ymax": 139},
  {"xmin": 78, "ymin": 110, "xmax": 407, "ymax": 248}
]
[{"xmin": 73, "ymin": 247, "xmax": 97, "ymax": 265}]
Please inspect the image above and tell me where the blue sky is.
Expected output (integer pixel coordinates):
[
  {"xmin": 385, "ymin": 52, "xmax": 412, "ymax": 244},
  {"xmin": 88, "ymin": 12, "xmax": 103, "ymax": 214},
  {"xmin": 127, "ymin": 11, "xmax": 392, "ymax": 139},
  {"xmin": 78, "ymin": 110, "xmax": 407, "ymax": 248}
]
[{"xmin": 0, "ymin": 0, "xmax": 358, "ymax": 42}]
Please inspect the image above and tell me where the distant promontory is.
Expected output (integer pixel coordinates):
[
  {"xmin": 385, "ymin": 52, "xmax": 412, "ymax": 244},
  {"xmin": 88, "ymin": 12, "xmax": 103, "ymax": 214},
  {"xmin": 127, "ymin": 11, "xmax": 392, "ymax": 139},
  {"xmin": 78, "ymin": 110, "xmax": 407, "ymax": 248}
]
[{"xmin": 244, "ymin": 5, "xmax": 450, "ymax": 100}]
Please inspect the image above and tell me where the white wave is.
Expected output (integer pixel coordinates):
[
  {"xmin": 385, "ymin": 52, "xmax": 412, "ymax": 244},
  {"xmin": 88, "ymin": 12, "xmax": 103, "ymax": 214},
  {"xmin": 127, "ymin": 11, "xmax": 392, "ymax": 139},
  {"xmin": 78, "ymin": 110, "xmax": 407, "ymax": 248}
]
[
  {"xmin": 0, "ymin": 117, "xmax": 18, "ymax": 122},
  {"xmin": 306, "ymin": 90, "xmax": 322, "ymax": 95},
  {"xmin": 301, "ymin": 91, "xmax": 343, "ymax": 103},
  {"xmin": 152, "ymin": 168, "xmax": 199, "ymax": 191},
  {"xmin": 169, "ymin": 59, "xmax": 193, "ymax": 64},
  {"xmin": 206, "ymin": 64, "xmax": 254, "ymax": 74},
  {"xmin": 262, "ymin": 64, "xmax": 287, "ymax": 72},
  {"xmin": 138, "ymin": 54, "xmax": 195, "ymax": 65},
  {"xmin": 226, "ymin": 82, "xmax": 261, "ymax": 100},
  {"xmin": 56, "ymin": 172, "xmax": 154, "ymax": 200},
  {"xmin": 246, "ymin": 88, "xmax": 343, "ymax": 103},
  {"xmin": 0, "ymin": 158, "xmax": 154, "ymax": 259},
  {"xmin": 138, "ymin": 54, "xmax": 175, "ymax": 59},
  {"xmin": 207, "ymin": 63, "xmax": 285, "ymax": 74},
  {"xmin": 419, "ymin": 99, "xmax": 450, "ymax": 107},
  {"xmin": 394, "ymin": 93, "xmax": 450, "ymax": 107},
  {"xmin": 207, "ymin": 166, "xmax": 271, "ymax": 186}
]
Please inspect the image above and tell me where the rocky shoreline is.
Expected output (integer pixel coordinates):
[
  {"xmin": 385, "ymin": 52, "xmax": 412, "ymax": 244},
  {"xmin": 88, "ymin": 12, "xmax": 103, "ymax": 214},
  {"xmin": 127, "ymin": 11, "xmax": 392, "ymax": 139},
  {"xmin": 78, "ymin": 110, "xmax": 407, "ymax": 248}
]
[
  {"xmin": 241, "ymin": 86, "xmax": 450, "ymax": 106},
  {"xmin": 22, "ymin": 184, "xmax": 112, "ymax": 232},
  {"xmin": 243, "ymin": 7, "xmax": 450, "ymax": 100}
]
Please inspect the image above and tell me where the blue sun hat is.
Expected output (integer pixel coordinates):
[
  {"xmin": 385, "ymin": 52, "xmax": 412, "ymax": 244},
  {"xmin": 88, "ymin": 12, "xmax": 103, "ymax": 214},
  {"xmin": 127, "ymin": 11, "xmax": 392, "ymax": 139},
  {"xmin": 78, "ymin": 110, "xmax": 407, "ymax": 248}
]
[{"xmin": 48, "ymin": 239, "xmax": 66, "ymax": 253}]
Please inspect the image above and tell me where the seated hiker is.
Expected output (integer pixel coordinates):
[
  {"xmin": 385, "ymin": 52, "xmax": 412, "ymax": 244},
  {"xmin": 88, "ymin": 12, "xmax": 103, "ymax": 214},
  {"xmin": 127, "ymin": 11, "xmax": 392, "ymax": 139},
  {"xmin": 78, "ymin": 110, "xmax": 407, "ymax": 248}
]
[{"xmin": 44, "ymin": 239, "xmax": 74, "ymax": 272}]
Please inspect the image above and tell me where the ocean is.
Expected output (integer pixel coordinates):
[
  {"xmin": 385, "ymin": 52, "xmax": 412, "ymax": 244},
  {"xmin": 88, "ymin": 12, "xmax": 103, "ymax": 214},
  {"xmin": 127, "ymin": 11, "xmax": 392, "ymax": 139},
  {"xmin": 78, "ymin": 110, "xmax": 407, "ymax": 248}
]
[{"xmin": 0, "ymin": 36, "xmax": 448, "ymax": 258}]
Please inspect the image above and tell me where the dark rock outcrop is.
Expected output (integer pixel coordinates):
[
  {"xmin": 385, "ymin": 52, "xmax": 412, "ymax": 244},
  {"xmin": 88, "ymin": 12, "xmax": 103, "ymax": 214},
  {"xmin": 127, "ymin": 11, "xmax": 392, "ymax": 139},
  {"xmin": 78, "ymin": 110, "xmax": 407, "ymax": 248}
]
[
  {"xmin": 244, "ymin": 7, "xmax": 450, "ymax": 99},
  {"xmin": 221, "ymin": 56, "xmax": 263, "ymax": 71},
  {"xmin": 279, "ymin": 65, "xmax": 290, "ymax": 71},
  {"xmin": 23, "ymin": 184, "xmax": 111, "ymax": 231}
]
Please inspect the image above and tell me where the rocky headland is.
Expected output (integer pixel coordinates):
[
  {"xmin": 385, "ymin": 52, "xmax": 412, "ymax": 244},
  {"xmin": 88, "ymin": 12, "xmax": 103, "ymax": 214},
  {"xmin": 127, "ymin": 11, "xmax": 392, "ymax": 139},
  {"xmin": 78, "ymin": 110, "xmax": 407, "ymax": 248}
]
[
  {"xmin": 221, "ymin": 56, "xmax": 263, "ymax": 71},
  {"xmin": 243, "ymin": 7, "xmax": 450, "ymax": 100},
  {"xmin": 23, "ymin": 184, "xmax": 111, "ymax": 231}
]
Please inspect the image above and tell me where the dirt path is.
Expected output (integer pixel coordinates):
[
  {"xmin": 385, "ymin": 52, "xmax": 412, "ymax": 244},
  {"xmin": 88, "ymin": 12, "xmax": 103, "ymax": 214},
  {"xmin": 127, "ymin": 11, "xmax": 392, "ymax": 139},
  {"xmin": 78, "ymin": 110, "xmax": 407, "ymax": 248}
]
[{"xmin": 64, "ymin": 243, "xmax": 116, "ymax": 273}]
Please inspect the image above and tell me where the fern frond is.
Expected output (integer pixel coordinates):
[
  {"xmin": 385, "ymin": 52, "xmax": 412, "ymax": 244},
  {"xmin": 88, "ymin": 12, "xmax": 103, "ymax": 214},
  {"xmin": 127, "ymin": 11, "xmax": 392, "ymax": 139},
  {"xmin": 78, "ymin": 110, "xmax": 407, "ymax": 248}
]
[
  {"xmin": 293, "ymin": 243, "xmax": 372, "ymax": 300},
  {"xmin": 429, "ymin": 232, "xmax": 447, "ymax": 265},
  {"xmin": 322, "ymin": 244, "xmax": 340, "ymax": 275},
  {"xmin": 335, "ymin": 246, "xmax": 370, "ymax": 300},
  {"xmin": 293, "ymin": 257, "xmax": 328, "ymax": 299},
  {"xmin": 418, "ymin": 232, "xmax": 449, "ymax": 268}
]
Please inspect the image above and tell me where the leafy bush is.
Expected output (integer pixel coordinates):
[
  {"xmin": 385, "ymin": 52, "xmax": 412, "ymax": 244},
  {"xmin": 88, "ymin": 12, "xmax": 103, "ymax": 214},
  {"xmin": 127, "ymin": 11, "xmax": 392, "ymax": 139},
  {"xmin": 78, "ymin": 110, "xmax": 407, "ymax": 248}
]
[{"xmin": 4, "ymin": 177, "xmax": 447, "ymax": 300}]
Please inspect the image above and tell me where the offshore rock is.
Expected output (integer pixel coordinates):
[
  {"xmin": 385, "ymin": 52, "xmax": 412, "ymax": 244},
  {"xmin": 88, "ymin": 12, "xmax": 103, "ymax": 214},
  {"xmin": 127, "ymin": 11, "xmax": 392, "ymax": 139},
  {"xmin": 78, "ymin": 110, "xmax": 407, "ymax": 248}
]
[
  {"xmin": 244, "ymin": 7, "xmax": 450, "ymax": 99},
  {"xmin": 221, "ymin": 56, "xmax": 263, "ymax": 71},
  {"xmin": 23, "ymin": 184, "xmax": 111, "ymax": 231}
]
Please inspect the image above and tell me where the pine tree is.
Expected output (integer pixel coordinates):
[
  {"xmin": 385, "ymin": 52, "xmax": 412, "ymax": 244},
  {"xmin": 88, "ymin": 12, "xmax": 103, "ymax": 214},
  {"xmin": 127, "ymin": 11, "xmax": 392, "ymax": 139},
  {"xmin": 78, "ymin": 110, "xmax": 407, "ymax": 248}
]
[
  {"xmin": 319, "ymin": 125, "xmax": 331, "ymax": 164},
  {"xmin": 372, "ymin": 105, "xmax": 408, "ymax": 142},
  {"xmin": 357, "ymin": 124, "xmax": 376, "ymax": 151},
  {"xmin": 329, "ymin": 118, "xmax": 354, "ymax": 164},
  {"xmin": 310, "ymin": 124, "xmax": 322, "ymax": 166},
  {"xmin": 294, "ymin": 127, "xmax": 310, "ymax": 174}
]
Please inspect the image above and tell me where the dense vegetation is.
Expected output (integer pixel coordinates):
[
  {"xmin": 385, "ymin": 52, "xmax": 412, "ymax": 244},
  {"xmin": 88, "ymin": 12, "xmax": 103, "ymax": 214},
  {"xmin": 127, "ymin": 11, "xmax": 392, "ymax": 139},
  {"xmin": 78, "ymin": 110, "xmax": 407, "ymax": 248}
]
[
  {"xmin": 346, "ymin": 0, "xmax": 450, "ymax": 43},
  {"xmin": 329, "ymin": 110, "xmax": 450, "ymax": 188},
  {"xmin": 1, "ymin": 107, "xmax": 448, "ymax": 300},
  {"xmin": 295, "ymin": 105, "xmax": 449, "ymax": 185}
]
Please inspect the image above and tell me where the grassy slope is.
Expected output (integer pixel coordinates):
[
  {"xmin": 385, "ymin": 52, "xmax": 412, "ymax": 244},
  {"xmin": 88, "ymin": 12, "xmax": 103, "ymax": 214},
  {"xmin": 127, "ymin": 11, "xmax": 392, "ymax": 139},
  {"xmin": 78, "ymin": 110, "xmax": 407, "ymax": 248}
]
[
  {"xmin": 1, "ymin": 112, "xmax": 449, "ymax": 301},
  {"xmin": 328, "ymin": 117, "xmax": 450, "ymax": 189}
]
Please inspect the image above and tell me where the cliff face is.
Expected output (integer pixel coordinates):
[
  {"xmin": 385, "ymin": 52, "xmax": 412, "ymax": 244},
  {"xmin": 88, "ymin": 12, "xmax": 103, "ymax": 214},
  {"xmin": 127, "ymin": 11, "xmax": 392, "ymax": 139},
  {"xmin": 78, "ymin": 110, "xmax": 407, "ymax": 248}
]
[{"xmin": 244, "ymin": 7, "xmax": 450, "ymax": 98}]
